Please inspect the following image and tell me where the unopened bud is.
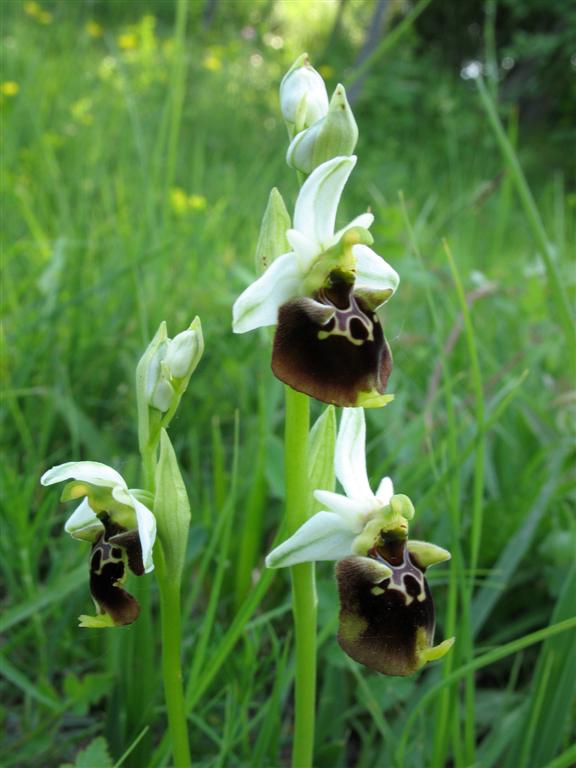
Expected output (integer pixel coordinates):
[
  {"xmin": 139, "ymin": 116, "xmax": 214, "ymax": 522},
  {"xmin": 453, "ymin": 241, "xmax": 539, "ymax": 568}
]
[
  {"xmin": 148, "ymin": 361, "xmax": 174, "ymax": 412},
  {"xmin": 255, "ymin": 187, "xmax": 291, "ymax": 273},
  {"xmin": 280, "ymin": 53, "xmax": 328, "ymax": 133},
  {"xmin": 286, "ymin": 84, "xmax": 358, "ymax": 174},
  {"xmin": 165, "ymin": 328, "xmax": 201, "ymax": 378}
]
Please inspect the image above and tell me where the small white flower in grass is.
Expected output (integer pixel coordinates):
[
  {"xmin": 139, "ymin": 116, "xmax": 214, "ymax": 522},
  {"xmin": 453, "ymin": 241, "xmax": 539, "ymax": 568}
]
[
  {"xmin": 41, "ymin": 461, "xmax": 157, "ymax": 627},
  {"xmin": 266, "ymin": 408, "xmax": 407, "ymax": 567},
  {"xmin": 233, "ymin": 156, "xmax": 399, "ymax": 407}
]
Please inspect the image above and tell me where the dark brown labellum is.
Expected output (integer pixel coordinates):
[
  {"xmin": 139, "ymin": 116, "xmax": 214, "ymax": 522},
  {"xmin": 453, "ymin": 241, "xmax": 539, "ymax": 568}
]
[
  {"xmin": 271, "ymin": 277, "xmax": 392, "ymax": 406},
  {"xmin": 336, "ymin": 545, "xmax": 436, "ymax": 676},
  {"xmin": 88, "ymin": 515, "xmax": 144, "ymax": 626}
]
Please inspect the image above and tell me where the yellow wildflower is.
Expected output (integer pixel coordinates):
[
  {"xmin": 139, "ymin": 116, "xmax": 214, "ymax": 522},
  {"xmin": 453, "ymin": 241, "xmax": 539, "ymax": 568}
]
[
  {"xmin": 170, "ymin": 187, "xmax": 188, "ymax": 215},
  {"xmin": 188, "ymin": 194, "xmax": 207, "ymax": 211},
  {"xmin": 86, "ymin": 20, "xmax": 103, "ymax": 38},
  {"xmin": 1, "ymin": 81, "xmax": 20, "ymax": 97},
  {"xmin": 24, "ymin": 1, "xmax": 41, "ymax": 16},
  {"xmin": 70, "ymin": 98, "xmax": 94, "ymax": 126},
  {"xmin": 203, "ymin": 54, "xmax": 222, "ymax": 72},
  {"xmin": 118, "ymin": 33, "xmax": 138, "ymax": 51}
]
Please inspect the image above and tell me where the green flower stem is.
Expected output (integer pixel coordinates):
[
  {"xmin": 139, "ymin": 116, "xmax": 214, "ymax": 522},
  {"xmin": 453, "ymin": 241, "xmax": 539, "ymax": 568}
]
[
  {"xmin": 140, "ymin": 442, "xmax": 191, "ymax": 767},
  {"xmin": 284, "ymin": 385, "xmax": 316, "ymax": 768},
  {"xmin": 155, "ymin": 550, "xmax": 192, "ymax": 768}
]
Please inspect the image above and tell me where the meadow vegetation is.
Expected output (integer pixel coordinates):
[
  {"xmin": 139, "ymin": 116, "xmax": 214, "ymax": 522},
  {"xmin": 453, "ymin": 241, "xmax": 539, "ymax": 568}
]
[{"xmin": 2, "ymin": 1, "xmax": 575, "ymax": 766}]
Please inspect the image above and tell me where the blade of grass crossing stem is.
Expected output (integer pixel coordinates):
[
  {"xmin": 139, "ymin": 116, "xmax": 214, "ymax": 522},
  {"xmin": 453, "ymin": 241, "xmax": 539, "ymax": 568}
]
[
  {"xmin": 187, "ymin": 411, "xmax": 240, "ymax": 694},
  {"xmin": 396, "ymin": 617, "xmax": 576, "ymax": 765},
  {"xmin": 252, "ymin": 640, "xmax": 291, "ymax": 767},
  {"xmin": 211, "ymin": 415, "xmax": 227, "ymax": 514},
  {"xmin": 544, "ymin": 744, "xmax": 576, "ymax": 768},
  {"xmin": 234, "ymin": 376, "xmax": 267, "ymax": 609},
  {"xmin": 401, "ymin": 194, "xmax": 468, "ymax": 767},
  {"xmin": 444, "ymin": 238, "xmax": 487, "ymax": 764},
  {"xmin": 0, "ymin": 656, "xmax": 60, "ymax": 711},
  {"xmin": 471, "ymin": 450, "xmax": 565, "ymax": 636},
  {"xmin": 150, "ymin": 566, "xmax": 277, "ymax": 767},
  {"xmin": 475, "ymin": 75, "xmax": 575, "ymax": 368},
  {"xmin": 506, "ymin": 566, "xmax": 576, "ymax": 768},
  {"xmin": 122, "ymin": 587, "xmax": 155, "ymax": 768}
]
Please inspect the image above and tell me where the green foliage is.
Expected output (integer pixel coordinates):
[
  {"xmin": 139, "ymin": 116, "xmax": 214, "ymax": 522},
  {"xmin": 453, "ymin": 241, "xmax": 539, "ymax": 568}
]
[
  {"xmin": 60, "ymin": 737, "xmax": 113, "ymax": 768},
  {"xmin": 2, "ymin": 1, "xmax": 574, "ymax": 767}
]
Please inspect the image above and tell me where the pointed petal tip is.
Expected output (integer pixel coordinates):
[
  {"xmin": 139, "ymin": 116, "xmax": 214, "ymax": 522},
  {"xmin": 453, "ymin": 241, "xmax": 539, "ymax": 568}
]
[{"xmin": 419, "ymin": 637, "xmax": 455, "ymax": 666}]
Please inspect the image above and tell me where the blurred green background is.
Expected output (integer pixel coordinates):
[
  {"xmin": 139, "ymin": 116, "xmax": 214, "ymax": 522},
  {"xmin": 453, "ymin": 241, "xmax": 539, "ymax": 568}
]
[{"xmin": 2, "ymin": 1, "xmax": 575, "ymax": 766}]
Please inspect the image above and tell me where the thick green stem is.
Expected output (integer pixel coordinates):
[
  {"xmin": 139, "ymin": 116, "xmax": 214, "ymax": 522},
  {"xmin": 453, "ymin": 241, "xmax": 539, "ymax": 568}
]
[
  {"xmin": 140, "ymin": 444, "xmax": 191, "ymax": 766},
  {"xmin": 156, "ymin": 552, "xmax": 192, "ymax": 768},
  {"xmin": 284, "ymin": 386, "xmax": 316, "ymax": 768}
]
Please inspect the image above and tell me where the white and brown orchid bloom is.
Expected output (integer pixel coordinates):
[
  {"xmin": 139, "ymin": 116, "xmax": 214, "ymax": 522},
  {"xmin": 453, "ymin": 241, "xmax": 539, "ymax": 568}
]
[
  {"xmin": 232, "ymin": 156, "xmax": 399, "ymax": 407},
  {"xmin": 41, "ymin": 462, "xmax": 156, "ymax": 628},
  {"xmin": 266, "ymin": 408, "xmax": 454, "ymax": 676}
]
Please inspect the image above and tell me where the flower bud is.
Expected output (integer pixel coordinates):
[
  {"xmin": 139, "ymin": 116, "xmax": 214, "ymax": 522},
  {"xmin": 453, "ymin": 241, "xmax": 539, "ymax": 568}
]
[
  {"xmin": 255, "ymin": 187, "xmax": 291, "ymax": 274},
  {"xmin": 286, "ymin": 84, "xmax": 358, "ymax": 175},
  {"xmin": 148, "ymin": 362, "xmax": 175, "ymax": 412},
  {"xmin": 280, "ymin": 53, "xmax": 328, "ymax": 133},
  {"xmin": 165, "ymin": 328, "xmax": 202, "ymax": 379}
]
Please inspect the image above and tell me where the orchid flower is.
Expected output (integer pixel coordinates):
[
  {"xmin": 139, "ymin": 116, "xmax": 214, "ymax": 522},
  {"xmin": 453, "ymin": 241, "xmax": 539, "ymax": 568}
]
[
  {"xmin": 233, "ymin": 156, "xmax": 399, "ymax": 407},
  {"xmin": 266, "ymin": 408, "xmax": 454, "ymax": 676},
  {"xmin": 41, "ymin": 461, "xmax": 156, "ymax": 628}
]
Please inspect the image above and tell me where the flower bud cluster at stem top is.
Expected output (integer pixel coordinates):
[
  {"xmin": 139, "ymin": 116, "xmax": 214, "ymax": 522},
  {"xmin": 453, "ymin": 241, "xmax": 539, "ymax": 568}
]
[{"xmin": 280, "ymin": 53, "xmax": 358, "ymax": 175}]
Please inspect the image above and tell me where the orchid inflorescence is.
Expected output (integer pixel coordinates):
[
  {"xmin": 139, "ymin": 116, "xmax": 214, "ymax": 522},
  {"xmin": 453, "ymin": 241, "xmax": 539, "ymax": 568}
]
[
  {"xmin": 41, "ymin": 319, "xmax": 203, "ymax": 628},
  {"xmin": 233, "ymin": 53, "xmax": 454, "ymax": 676},
  {"xmin": 40, "ymin": 54, "xmax": 453, "ymax": 683}
]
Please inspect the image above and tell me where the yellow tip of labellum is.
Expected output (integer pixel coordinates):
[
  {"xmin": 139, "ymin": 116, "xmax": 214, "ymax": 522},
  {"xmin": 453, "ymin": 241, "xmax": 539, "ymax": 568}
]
[
  {"xmin": 417, "ymin": 636, "xmax": 455, "ymax": 666},
  {"xmin": 78, "ymin": 613, "xmax": 116, "ymax": 629},
  {"xmin": 355, "ymin": 392, "xmax": 394, "ymax": 409}
]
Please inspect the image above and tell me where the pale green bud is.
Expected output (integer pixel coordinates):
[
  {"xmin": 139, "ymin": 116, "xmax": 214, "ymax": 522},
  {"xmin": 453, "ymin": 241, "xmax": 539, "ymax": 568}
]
[
  {"xmin": 280, "ymin": 53, "xmax": 329, "ymax": 133},
  {"xmin": 286, "ymin": 84, "xmax": 358, "ymax": 175},
  {"xmin": 136, "ymin": 318, "xmax": 204, "ymax": 452},
  {"xmin": 255, "ymin": 187, "xmax": 291, "ymax": 274},
  {"xmin": 165, "ymin": 328, "xmax": 202, "ymax": 379},
  {"xmin": 148, "ymin": 361, "xmax": 175, "ymax": 412}
]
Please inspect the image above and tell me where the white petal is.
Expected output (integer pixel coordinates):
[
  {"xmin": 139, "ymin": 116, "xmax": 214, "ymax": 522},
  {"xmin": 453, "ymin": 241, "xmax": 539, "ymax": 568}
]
[
  {"xmin": 335, "ymin": 408, "xmax": 374, "ymax": 501},
  {"xmin": 293, "ymin": 156, "xmax": 357, "ymax": 247},
  {"xmin": 331, "ymin": 212, "xmax": 374, "ymax": 246},
  {"xmin": 286, "ymin": 228, "xmax": 319, "ymax": 270},
  {"xmin": 41, "ymin": 461, "xmax": 126, "ymax": 490},
  {"xmin": 313, "ymin": 490, "xmax": 371, "ymax": 527},
  {"xmin": 265, "ymin": 511, "xmax": 356, "ymax": 568},
  {"xmin": 375, "ymin": 476, "xmax": 394, "ymax": 505},
  {"xmin": 232, "ymin": 252, "xmax": 302, "ymax": 333},
  {"xmin": 130, "ymin": 494, "xmax": 157, "ymax": 573},
  {"xmin": 64, "ymin": 498, "xmax": 104, "ymax": 541},
  {"xmin": 353, "ymin": 244, "xmax": 400, "ymax": 307}
]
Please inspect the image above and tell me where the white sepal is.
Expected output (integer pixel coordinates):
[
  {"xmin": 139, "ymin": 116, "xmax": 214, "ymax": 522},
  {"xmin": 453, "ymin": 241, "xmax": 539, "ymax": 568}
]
[
  {"xmin": 353, "ymin": 243, "xmax": 400, "ymax": 308},
  {"xmin": 293, "ymin": 156, "xmax": 357, "ymax": 247},
  {"xmin": 266, "ymin": 511, "xmax": 357, "ymax": 568},
  {"xmin": 232, "ymin": 251, "xmax": 302, "ymax": 333},
  {"xmin": 335, "ymin": 408, "xmax": 374, "ymax": 501},
  {"xmin": 41, "ymin": 461, "xmax": 126, "ymax": 490}
]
